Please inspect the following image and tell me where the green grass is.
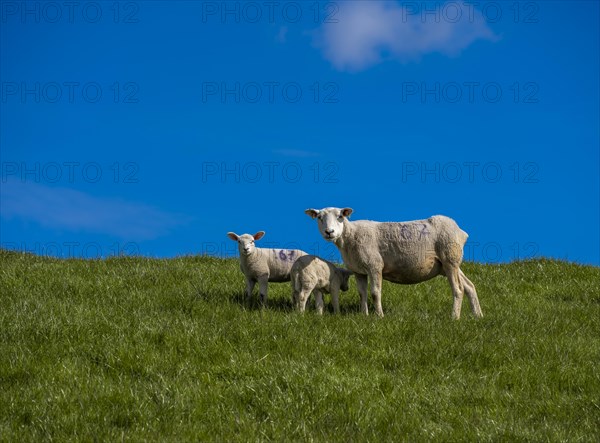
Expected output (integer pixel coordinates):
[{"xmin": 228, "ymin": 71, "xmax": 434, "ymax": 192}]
[{"xmin": 1, "ymin": 249, "xmax": 599, "ymax": 442}]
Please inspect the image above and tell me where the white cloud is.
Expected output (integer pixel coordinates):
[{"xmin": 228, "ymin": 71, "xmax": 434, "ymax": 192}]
[
  {"xmin": 0, "ymin": 179, "xmax": 188, "ymax": 240},
  {"xmin": 312, "ymin": 1, "xmax": 498, "ymax": 71}
]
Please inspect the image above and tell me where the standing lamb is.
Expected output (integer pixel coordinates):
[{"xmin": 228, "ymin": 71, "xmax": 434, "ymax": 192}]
[
  {"xmin": 227, "ymin": 231, "xmax": 307, "ymax": 305},
  {"xmin": 291, "ymin": 255, "xmax": 353, "ymax": 315},
  {"xmin": 305, "ymin": 207, "xmax": 483, "ymax": 319}
]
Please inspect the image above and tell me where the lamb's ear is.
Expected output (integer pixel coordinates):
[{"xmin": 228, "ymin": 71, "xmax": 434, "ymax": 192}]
[
  {"xmin": 341, "ymin": 208, "xmax": 353, "ymax": 218},
  {"xmin": 305, "ymin": 209, "xmax": 319, "ymax": 219},
  {"xmin": 227, "ymin": 232, "xmax": 239, "ymax": 241},
  {"xmin": 253, "ymin": 231, "xmax": 265, "ymax": 241}
]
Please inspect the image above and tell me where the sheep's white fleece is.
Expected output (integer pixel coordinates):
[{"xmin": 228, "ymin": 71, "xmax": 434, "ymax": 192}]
[
  {"xmin": 336, "ymin": 215, "xmax": 466, "ymax": 284},
  {"xmin": 306, "ymin": 208, "xmax": 483, "ymax": 319},
  {"xmin": 241, "ymin": 247, "xmax": 307, "ymax": 283},
  {"xmin": 291, "ymin": 255, "xmax": 352, "ymax": 314}
]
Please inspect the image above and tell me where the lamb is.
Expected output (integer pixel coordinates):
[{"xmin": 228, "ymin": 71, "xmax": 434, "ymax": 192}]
[
  {"xmin": 291, "ymin": 255, "xmax": 353, "ymax": 315},
  {"xmin": 227, "ymin": 231, "xmax": 308, "ymax": 305},
  {"xmin": 305, "ymin": 207, "xmax": 483, "ymax": 319}
]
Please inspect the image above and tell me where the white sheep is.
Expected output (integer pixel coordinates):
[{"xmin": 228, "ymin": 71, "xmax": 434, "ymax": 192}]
[
  {"xmin": 305, "ymin": 207, "xmax": 483, "ymax": 319},
  {"xmin": 291, "ymin": 255, "xmax": 353, "ymax": 315},
  {"xmin": 227, "ymin": 231, "xmax": 307, "ymax": 305}
]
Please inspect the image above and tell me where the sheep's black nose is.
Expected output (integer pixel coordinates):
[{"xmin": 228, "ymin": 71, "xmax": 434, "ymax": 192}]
[{"xmin": 325, "ymin": 229, "xmax": 334, "ymax": 235}]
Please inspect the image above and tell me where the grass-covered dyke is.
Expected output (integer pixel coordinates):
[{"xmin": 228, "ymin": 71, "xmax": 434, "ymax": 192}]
[{"xmin": 1, "ymin": 249, "xmax": 599, "ymax": 441}]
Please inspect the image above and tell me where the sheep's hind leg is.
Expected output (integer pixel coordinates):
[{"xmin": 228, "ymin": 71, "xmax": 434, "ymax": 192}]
[
  {"xmin": 446, "ymin": 267, "xmax": 464, "ymax": 320},
  {"xmin": 291, "ymin": 288, "xmax": 300, "ymax": 308},
  {"xmin": 297, "ymin": 288, "xmax": 312, "ymax": 313},
  {"xmin": 459, "ymin": 269, "xmax": 483, "ymax": 318},
  {"xmin": 355, "ymin": 274, "xmax": 369, "ymax": 315},
  {"xmin": 330, "ymin": 287, "xmax": 340, "ymax": 314},
  {"xmin": 369, "ymin": 269, "xmax": 384, "ymax": 317},
  {"xmin": 314, "ymin": 290, "xmax": 324, "ymax": 315}
]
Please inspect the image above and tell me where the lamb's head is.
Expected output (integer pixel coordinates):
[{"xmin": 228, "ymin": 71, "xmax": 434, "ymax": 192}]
[
  {"xmin": 305, "ymin": 207, "xmax": 353, "ymax": 242},
  {"xmin": 227, "ymin": 231, "xmax": 265, "ymax": 256},
  {"xmin": 338, "ymin": 268, "xmax": 353, "ymax": 292}
]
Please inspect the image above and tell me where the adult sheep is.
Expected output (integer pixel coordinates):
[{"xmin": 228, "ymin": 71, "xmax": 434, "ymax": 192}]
[{"xmin": 305, "ymin": 207, "xmax": 483, "ymax": 319}]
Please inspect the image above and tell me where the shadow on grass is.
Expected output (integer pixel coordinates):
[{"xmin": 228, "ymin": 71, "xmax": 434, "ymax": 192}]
[
  {"xmin": 229, "ymin": 290, "xmax": 365, "ymax": 315},
  {"xmin": 189, "ymin": 281, "xmax": 364, "ymax": 315},
  {"xmin": 187, "ymin": 281, "xmax": 297, "ymax": 313},
  {"xmin": 229, "ymin": 290, "xmax": 295, "ymax": 313}
]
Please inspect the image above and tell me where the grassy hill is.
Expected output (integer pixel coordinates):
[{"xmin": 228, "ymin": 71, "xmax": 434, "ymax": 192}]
[{"xmin": 1, "ymin": 249, "xmax": 599, "ymax": 441}]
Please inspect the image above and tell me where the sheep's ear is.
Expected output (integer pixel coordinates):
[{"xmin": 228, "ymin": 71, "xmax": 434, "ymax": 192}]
[
  {"xmin": 341, "ymin": 208, "xmax": 353, "ymax": 218},
  {"xmin": 253, "ymin": 231, "xmax": 265, "ymax": 241},
  {"xmin": 227, "ymin": 232, "xmax": 239, "ymax": 241},
  {"xmin": 305, "ymin": 209, "xmax": 319, "ymax": 219}
]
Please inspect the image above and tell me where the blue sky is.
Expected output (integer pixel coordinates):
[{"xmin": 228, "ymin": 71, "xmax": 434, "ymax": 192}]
[{"xmin": 1, "ymin": 1, "xmax": 599, "ymax": 264}]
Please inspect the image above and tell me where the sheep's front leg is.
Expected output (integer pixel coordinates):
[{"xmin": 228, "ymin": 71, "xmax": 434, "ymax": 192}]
[
  {"xmin": 355, "ymin": 274, "xmax": 369, "ymax": 315},
  {"xmin": 369, "ymin": 269, "xmax": 384, "ymax": 317},
  {"xmin": 330, "ymin": 287, "xmax": 340, "ymax": 314},
  {"xmin": 258, "ymin": 276, "xmax": 269, "ymax": 307},
  {"xmin": 245, "ymin": 278, "xmax": 256, "ymax": 302}
]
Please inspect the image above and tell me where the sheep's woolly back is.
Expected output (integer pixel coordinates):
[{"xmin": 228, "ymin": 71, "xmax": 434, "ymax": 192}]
[
  {"xmin": 335, "ymin": 215, "xmax": 468, "ymax": 284},
  {"xmin": 241, "ymin": 248, "xmax": 307, "ymax": 282},
  {"xmin": 291, "ymin": 255, "xmax": 351, "ymax": 292},
  {"xmin": 291, "ymin": 255, "xmax": 346, "ymax": 292}
]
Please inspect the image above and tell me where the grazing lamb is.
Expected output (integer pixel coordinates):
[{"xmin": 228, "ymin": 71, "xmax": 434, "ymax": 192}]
[
  {"xmin": 305, "ymin": 207, "xmax": 483, "ymax": 319},
  {"xmin": 291, "ymin": 255, "xmax": 353, "ymax": 315},
  {"xmin": 227, "ymin": 231, "xmax": 307, "ymax": 305}
]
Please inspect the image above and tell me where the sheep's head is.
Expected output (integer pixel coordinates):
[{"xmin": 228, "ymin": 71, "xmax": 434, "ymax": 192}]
[
  {"xmin": 305, "ymin": 207, "xmax": 353, "ymax": 242},
  {"xmin": 339, "ymin": 269, "xmax": 353, "ymax": 292},
  {"xmin": 227, "ymin": 231, "xmax": 265, "ymax": 256}
]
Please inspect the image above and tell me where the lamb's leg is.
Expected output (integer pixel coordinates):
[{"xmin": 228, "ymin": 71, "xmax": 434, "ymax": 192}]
[
  {"xmin": 245, "ymin": 278, "xmax": 256, "ymax": 302},
  {"xmin": 297, "ymin": 288, "xmax": 312, "ymax": 313},
  {"xmin": 369, "ymin": 269, "xmax": 384, "ymax": 318},
  {"xmin": 330, "ymin": 287, "xmax": 340, "ymax": 314},
  {"xmin": 356, "ymin": 274, "xmax": 369, "ymax": 315},
  {"xmin": 446, "ymin": 267, "xmax": 464, "ymax": 320},
  {"xmin": 258, "ymin": 277, "xmax": 269, "ymax": 307},
  {"xmin": 459, "ymin": 269, "xmax": 483, "ymax": 318},
  {"xmin": 314, "ymin": 290, "xmax": 324, "ymax": 315}
]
